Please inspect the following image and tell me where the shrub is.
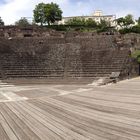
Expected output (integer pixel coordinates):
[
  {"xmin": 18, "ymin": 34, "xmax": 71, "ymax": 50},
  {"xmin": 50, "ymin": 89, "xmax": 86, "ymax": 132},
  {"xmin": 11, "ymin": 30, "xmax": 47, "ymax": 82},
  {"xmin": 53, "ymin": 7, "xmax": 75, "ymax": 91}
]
[{"xmin": 131, "ymin": 50, "xmax": 140, "ymax": 63}]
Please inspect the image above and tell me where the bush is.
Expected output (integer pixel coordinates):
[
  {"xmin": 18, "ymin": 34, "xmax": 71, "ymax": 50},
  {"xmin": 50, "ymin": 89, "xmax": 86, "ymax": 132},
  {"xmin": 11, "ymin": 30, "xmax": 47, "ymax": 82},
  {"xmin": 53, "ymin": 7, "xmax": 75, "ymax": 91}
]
[
  {"xmin": 65, "ymin": 17, "xmax": 86, "ymax": 26},
  {"xmin": 119, "ymin": 28, "xmax": 131, "ymax": 34},
  {"xmin": 131, "ymin": 26, "xmax": 140, "ymax": 33},
  {"xmin": 131, "ymin": 50, "xmax": 140, "ymax": 63},
  {"xmin": 119, "ymin": 26, "xmax": 140, "ymax": 34},
  {"xmin": 85, "ymin": 19, "xmax": 97, "ymax": 27},
  {"xmin": 15, "ymin": 18, "xmax": 30, "ymax": 27}
]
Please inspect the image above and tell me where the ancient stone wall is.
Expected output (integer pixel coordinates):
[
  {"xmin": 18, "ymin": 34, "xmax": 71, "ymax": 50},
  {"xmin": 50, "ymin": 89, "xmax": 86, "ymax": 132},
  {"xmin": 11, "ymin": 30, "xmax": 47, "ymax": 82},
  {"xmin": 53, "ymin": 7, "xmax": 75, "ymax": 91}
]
[
  {"xmin": 0, "ymin": 26, "xmax": 65, "ymax": 38},
  {"xmin": 0, "ymin": 28, "xmax": 139, "ymax": 80}
]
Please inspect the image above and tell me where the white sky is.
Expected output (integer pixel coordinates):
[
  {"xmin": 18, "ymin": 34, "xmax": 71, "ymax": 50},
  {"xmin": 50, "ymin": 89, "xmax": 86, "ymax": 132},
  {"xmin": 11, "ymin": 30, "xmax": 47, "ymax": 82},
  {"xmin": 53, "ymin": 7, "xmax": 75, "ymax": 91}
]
[{"xmin": 0, "ymin": 0, "xmax": 139, "ymax": 25}]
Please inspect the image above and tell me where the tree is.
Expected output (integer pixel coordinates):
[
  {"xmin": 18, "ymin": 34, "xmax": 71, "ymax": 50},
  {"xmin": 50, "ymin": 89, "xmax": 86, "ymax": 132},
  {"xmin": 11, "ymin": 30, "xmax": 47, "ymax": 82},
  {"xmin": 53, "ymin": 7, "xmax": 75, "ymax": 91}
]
[
  {"xmin": 0, "ymin": 17, "xmax": 4, "ymax": 26},
  {"xmin": 98, "ymin": 19, "xmax": 110, "ymax": 28},
  {"xmin": 33, "ymin": 3, "xmax": 46, "ymax": 26},
  {"xmin": 33, "ymin": 2, "xmax": 63, "ymax": 26},
  {"xmin": 137, "ymin": 17, "xmax": 140, "ymax": 25},
  {"xmin": 85, "ymin": 18, "xmax": 97, "ymax": 27},
  {"xmin": 116, "ymin": 14, "xmax": 134, "ymax": 28},
  {"xmin": 65, "ymin": 17, "xmax": 86, "ymax": 26},
  {"xmin": 15, "ymin": 18, "xmax": 30, "ymax": 27},
  {"xmin": 97, "ymin": 19, "xmax": 111, "ymax": 32},
  {"xmin": 116, "ymin": 17, "xmax": 125, "ymax": 28},
  {"xmin": 124, "ymin": 14, "xmax": 134, "ymax": 28}
]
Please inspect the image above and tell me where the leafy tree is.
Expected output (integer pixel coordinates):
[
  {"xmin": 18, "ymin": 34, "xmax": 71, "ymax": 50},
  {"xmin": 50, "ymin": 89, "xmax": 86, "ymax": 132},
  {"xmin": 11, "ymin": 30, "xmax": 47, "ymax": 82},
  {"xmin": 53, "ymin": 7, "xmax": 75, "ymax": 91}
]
[
  {"xmin": 116, "ymin": 17, "xmax": 125, "ymax": 28},
  {"xmin": 97, "ymin": 19, "xmax": 111, "ymax": 32},
  {"xmin": 124, "ymin": 14, "xmax": 134, "ymax": 28},
  {"xmin": 116, "ymin": 14, "xmax": 134, "ymax": 28},
  {"xmin": 65, "ymin": 17, "xmax": 86, "ymax": 26},
  {"xmin": 33, "ymin": 3, "xmax": 47, "ymax": 26},
  {"xmin": 137, "ymin": 17, "xmax": 140, "ymax": 25},
  {"xmin": 15, "ymin": 18, "xmax": 30, "ymax": 27},
  {"xmin": 33, "ymin": 2, "xmax": 63, "ymax": 26},
  {"xmin": 131, "ymin": 25, "xmax": 140, "ymax": 33},
  {"xmin": 85, "ymin": 18, "xmax": 97, "ymax": 27},
  {"xmin": 98, "ymin": 19, "xmax": 110, "ymax": 28},
  {"xmin": 0, "ymin": 17, "xmax": 4, "ymax": 26},
  {"xmin": 66, "ymin": 18, "xmax": 98, "ymax": 27}
]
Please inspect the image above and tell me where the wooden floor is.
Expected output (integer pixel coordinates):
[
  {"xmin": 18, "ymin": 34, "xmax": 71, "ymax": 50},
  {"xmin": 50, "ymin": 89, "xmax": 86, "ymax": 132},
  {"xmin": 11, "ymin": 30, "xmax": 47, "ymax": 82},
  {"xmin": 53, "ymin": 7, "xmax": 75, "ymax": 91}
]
[{"xmin": 0, "ymin": 77, "xmax": 140, "ymax": 140}]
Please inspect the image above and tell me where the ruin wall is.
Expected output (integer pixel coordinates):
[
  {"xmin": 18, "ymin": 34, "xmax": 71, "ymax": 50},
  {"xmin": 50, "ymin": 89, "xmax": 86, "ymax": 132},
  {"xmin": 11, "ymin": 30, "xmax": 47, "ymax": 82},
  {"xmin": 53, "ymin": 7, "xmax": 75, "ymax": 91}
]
[{"xmin": 0, "ymin": 27, "xmax": 139, "ymax": 81}]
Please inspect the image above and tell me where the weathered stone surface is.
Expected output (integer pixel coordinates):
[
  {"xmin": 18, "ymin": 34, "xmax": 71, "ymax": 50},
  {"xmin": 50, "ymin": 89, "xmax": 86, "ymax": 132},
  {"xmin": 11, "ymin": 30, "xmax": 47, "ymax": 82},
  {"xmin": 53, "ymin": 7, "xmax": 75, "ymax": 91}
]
[{"xmin": 0, "ymin": 27, "xmax": 139, "ymax": 81}]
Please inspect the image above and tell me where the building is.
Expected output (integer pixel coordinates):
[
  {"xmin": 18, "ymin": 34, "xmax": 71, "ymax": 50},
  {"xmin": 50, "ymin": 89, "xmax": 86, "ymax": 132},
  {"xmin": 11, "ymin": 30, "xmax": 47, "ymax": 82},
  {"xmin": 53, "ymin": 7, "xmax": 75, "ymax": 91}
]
[{"xmin": 58, "ymin": 10, "xmax": 116, "ymax": 26}]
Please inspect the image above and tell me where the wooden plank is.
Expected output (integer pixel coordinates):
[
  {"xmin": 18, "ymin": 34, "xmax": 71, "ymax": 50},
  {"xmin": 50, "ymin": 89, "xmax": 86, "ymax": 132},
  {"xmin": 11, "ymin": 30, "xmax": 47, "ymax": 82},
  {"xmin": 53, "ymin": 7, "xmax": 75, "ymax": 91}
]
[
  {"xmin": 59, "ymin": 94, "xmax": 140, "ymax": 111},
  {"xmin": 39, "ymin": 97, "xmax": 140, "ymax": 137},
  {"xmin": 2, "ymin": 103, "xmax": 41, "ymax": 140},
  {"xmin": 29, "ymin": 99, "xmax": 133, "ymax": 140},
  {"xmin": 53, "ymin": 95, "xmax": 140, "ymax": 119},
  {"xmin": 6, "ymin": 102, "xmax": 59, "ymax": 140},
  {"xmin": 0, "ymin": 77, "xmax": 140, "ymax": 140},
  {"xmin": 0, "ymin": 123, "xmax": 10, "ymax": 140},
  {"xmin": 16, "ymin": 101, "xmax": 91, "ymax": 140},
  {"xmin": 0, "ymin": 105, "xmax": 18, "ymax": 140},
  {"xmin": 36, "ymin": 98, "xmax": 140, "ymax": 140},
  {"xmin": 70, "ymin": 90, "xmax": 140, "ymax": 104},
  {"xmin": 0, "ymin": 104, "xmax": 30, "ymax": 140},
  {"xmin": 26, "ymin": 100, "xmax": 108, "ymax": 140}
]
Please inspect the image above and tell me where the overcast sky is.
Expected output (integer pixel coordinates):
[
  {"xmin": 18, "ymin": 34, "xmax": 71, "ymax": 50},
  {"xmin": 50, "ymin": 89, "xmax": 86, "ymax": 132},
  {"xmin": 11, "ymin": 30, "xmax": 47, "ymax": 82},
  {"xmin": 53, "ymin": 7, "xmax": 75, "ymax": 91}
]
[{"xmin": 0, "ymin": 0, "xmax": 139, "ymax": 25}]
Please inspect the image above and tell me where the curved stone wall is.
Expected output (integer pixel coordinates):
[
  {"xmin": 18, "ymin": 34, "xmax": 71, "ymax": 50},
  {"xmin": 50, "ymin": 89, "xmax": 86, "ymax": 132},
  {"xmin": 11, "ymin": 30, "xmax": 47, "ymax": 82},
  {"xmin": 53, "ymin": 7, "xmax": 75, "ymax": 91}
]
[{"xmin": 0, "ymin": 30, "xmax": 139, "ymax": 80}]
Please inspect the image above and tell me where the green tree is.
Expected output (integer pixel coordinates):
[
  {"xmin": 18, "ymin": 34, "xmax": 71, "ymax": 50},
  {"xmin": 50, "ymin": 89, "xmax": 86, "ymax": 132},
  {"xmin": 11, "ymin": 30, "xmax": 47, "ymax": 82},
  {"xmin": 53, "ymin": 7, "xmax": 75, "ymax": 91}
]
[
  {"xmin": 124, "ymin": 14, "xmax": 134, "ymax": 28},
  {"xmin": 65, "ymin": 17, "xmax": 86, "ymax": 26},
  {"xmin": 137, "ymin": 17, "xmax": 140, "ymax": 25},
  {"xmin": 116, "ymin": 14, "xmax": 134, "ymax": 28},
  {"xmin": 33, "ymin": 3, "xmax": 47, "ymax": 26},
  {"xmin": 33, "ymin": 2, "xmax": 63, "ymax": 26},
  {"xmin": 97, "ymin": 19, "xmax": 111, "ymax": 32},
  {"xmin": 116, "ymin": 17, "xmax": 125, "ymax": 28},
  {"xmin": 0, "ymin": 17, "xmax": 4, "ymax": 26},
  {"xmin": 85, "ymin": 18, "xmax": 97, "ymax": 27},
  {"xmin": 98, "ymin": 19, "xmax": 110, "ymax": 28},
  {"xmin": 15, "ymin": 18, "xmax": 30, "ymax": 27}
]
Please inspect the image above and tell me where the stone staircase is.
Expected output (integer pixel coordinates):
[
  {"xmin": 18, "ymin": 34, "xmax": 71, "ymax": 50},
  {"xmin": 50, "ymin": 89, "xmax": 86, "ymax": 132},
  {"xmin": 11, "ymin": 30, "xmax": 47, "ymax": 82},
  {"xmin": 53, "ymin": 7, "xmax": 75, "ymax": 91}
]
[
  {"xmin": 0, "ymin": 35, "xmax": 136, "ymax": 81},
  {"xmin": 66, "ymin": 48, "xmax": 129, "ymax": 79}
]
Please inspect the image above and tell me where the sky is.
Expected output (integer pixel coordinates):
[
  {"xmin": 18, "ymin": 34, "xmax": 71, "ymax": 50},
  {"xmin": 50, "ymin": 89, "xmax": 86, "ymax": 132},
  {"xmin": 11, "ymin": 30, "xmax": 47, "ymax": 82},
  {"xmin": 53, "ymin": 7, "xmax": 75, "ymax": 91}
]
[{"xmin": 0, "ymin": 0, "xmax": 139, "ymax": 25}]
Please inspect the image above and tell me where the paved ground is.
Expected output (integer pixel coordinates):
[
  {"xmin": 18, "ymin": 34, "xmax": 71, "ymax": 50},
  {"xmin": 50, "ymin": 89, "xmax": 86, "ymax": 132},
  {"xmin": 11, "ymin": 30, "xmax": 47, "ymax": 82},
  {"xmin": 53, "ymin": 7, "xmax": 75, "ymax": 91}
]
[{"xmin": 0, "ymin": 77, "xmax": 140, "ymax": 140}]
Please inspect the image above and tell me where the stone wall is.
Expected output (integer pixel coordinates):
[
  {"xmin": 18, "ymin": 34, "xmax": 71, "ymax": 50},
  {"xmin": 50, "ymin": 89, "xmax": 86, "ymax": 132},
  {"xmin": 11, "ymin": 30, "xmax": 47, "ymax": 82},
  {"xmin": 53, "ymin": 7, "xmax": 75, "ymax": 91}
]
[
  {"xmin": 0, "ymin": 28, "xmax": 139, "ymax": 80},
  {"xmin": 0, "ymin": 26, "xmax": 65, "ymax": 38}
]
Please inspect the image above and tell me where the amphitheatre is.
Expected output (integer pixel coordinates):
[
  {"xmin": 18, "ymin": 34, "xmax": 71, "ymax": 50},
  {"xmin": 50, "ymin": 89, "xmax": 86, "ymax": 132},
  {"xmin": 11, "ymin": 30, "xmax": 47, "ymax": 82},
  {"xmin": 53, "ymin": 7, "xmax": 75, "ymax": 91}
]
[{"xmin": 0, "ymin": 26, "xmax": 140, "ymax": 139}]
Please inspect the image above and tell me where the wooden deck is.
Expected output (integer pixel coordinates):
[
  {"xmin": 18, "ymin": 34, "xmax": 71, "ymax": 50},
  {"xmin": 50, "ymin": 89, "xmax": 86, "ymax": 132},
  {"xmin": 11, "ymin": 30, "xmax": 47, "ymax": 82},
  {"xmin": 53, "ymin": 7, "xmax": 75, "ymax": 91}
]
[{"xmin": 0, "ymin": 77, "xmax": 140, "ymax": 140}]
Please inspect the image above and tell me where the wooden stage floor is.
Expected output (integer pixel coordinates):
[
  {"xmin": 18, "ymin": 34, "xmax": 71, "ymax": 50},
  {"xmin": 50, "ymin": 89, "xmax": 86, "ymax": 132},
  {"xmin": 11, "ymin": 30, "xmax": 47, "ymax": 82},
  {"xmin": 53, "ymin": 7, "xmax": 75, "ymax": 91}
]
[{"xmin": 0, "ymin": 77, "xmax": 140, "ymax": 140}]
